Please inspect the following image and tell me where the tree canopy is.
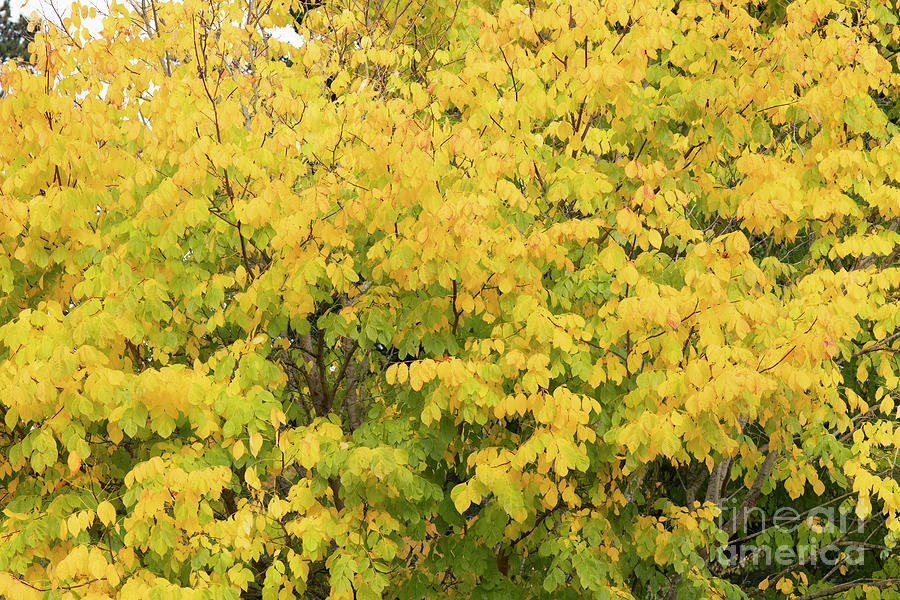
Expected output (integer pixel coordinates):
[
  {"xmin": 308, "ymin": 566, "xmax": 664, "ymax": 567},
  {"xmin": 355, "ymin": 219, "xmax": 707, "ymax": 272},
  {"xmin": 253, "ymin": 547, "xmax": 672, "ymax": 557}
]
[
  {"xmin": 0, "ymin": 0, "xmax": 31, "ymax": 63},
  {"xmin": 1, "ymin": 0, "xmax": 900, "ymax": 599}
]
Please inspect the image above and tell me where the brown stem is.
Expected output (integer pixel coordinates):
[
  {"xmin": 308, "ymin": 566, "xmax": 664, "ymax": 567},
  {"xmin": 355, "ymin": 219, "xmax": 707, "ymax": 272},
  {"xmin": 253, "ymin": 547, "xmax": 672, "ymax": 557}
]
[{"xmin": 451, "ymin": 279, "xmax": 460, "ymax": 335}]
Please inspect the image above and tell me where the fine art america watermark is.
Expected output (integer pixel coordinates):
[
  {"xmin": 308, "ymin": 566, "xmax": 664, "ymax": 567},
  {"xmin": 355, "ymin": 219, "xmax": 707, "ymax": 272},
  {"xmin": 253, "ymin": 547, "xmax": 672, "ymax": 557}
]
[{"xmin": 716, "ymin": 505, "xmax": 868, "ymax": 568}]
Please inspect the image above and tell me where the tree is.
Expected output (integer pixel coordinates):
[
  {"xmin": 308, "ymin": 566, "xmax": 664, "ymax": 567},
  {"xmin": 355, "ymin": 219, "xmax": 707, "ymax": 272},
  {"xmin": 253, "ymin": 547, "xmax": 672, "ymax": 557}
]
[
  {"xmin": 0, "ymin": 0, "xmax": 30, "ymax": 62},
  {"xmin": 0, "ymin": 0, "xmax": 899, "ymax": 599}
]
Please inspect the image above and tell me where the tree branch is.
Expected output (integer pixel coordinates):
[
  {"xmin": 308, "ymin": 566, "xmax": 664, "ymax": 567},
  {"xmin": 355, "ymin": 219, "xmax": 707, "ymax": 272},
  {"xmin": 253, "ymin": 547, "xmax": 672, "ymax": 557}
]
[
  {"xmin": 723, "ymin": 451, "xmax": 778, "ymax": 537},
  {"xmin": 793, "ymin": 578, "xmax": 900, "ymax": 600}
]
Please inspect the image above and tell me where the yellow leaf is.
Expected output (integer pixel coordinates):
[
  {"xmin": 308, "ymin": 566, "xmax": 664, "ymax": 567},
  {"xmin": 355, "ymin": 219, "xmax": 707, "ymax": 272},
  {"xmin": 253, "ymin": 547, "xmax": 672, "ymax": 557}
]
[
  {"xmin": 857, "ymin": 362, "xmax": 868, "ymax": 383},
  {"xmin": 97, "ymin": 501, "xmax": 116, "ymax": 526},
  {"xmin": 812, "ymin": 478, "xmax": 825, "ymax": 496},
  {"xmin": 249, "ymin": 432, "xmax": 263, "ymax": 457},
  {"xmin": 385, "ymin": 364, "xmax": 397, "ymax": 385},
  {"xmin": 856, "ymin": 495, "xmax": 872, "ymax": 519},
  {"xmin": 654, "ymin": 532, "xmax": 670, "ymax": 565},
  {"xmin": 232, "ymin": 440, "xmax": 246, "ymax": 460},
  {"xmin": 67, "ymin": 451, "xmax": 82, "ymax": 474},
  {"xmin": 451, "ymin": 483, "xmax": 470, "ymax": 514},
  {"xmin": 107, "ymin": 422, "xmax": 123, "ymax": 445},
  {"xmin": 88, "ymin": 547, "xmax": 107, "ymax": 579},
  {"xmin": 775, "ymin": 577, "xmax": 793, "ymax": 594},
  {"xmin": 245, "ymin": 468, "xmax": 261, "ymax": 489},
  {"xmin": 880, "ymin": 394, "xmax": 894, "ymax": 415},
  {"xmin": 409, "ymin": 365, "xmax": 424, "ymax": 391}
]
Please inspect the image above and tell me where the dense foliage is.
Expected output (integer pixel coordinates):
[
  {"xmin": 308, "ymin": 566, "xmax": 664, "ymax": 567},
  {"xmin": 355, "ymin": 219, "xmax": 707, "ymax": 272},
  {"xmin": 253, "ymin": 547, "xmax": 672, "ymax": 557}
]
[{"xmin": 1, "ymin": 0, "xmax": 900, "ymax": 598}]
